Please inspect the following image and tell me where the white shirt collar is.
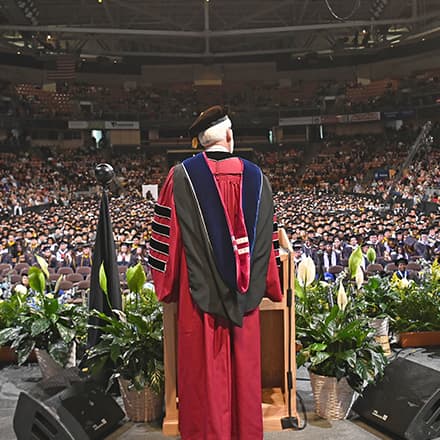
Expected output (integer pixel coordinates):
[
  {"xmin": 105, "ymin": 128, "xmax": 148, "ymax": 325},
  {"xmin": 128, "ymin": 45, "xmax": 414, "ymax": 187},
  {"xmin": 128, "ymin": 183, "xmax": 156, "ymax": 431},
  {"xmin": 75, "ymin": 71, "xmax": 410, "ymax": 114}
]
[{"xmin": 205, "ymin": 145, "xmax": 230, "ymax": 153}]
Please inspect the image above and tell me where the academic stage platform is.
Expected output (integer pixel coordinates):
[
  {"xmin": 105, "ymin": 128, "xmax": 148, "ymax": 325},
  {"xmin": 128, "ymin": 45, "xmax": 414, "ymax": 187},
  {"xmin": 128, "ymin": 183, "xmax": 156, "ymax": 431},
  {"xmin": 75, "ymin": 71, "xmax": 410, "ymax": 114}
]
[{"xmin": 3, "ymin": 350, "xmax": 440, "ymax": 440}]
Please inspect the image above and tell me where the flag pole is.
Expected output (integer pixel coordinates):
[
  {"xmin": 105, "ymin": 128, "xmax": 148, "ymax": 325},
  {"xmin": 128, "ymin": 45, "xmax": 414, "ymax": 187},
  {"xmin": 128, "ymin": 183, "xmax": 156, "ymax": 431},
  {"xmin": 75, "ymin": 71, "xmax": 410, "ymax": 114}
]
[{"xmin": 87, "ymin": 163, "xmax": 121, "ymax": 348}]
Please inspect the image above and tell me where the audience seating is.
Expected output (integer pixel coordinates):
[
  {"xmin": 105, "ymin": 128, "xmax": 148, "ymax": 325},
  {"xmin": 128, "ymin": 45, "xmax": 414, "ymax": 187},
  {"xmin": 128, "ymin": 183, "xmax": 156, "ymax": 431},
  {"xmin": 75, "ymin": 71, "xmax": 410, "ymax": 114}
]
[
  {"xmin": 58, "ymin": 280, "xmax": 73, "ymax": 291},
  {"xmin": 57, "ymin": 267, "xmax": 74, "ymax": 275},
  {"xmin": 406, "ymin": 262, "xmax": 422, "ymax": 272},
  {"xmin": 76, "ymin": 266, "xmax": 91, "ymax": 277},
  {"xmin": 328, "ymin": 265, "xmax": 344, "ymax": 275},
  {"xmin": 14, "ymin": 263, "xmax": 29, "ymax": 273},
  {"xmin": 10, "ymin": 274, "xmax": 21, "ymax": 284},
  {"xmin": 66, "ymin": 273, "xmax": 84, "ymax": 284},
  {"xmin": 50, "ymin": 273, "xmax": 61, "ymax": 283},
  {"xmin": 76, "ymin": 280, "xmax": 90, "ymax": 291},
  {"xmin": 366, "ymin": 263, "xmax": 384, "ymax": 274},
  {"xmin": 385, "ymin": 263, "xmax": 397, "ymax": 273},
  {"xmin": 0, "ymin": 263, "xmax": 11, "ymax": 272}
]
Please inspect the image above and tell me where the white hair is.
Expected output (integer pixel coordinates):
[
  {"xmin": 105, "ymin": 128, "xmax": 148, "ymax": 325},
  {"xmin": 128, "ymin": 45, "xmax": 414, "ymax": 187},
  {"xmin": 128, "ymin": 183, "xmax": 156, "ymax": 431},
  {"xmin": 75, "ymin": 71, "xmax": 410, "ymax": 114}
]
[{"xmin": 198, "ymin": 117, "xmax": 232, "ymax": 147}]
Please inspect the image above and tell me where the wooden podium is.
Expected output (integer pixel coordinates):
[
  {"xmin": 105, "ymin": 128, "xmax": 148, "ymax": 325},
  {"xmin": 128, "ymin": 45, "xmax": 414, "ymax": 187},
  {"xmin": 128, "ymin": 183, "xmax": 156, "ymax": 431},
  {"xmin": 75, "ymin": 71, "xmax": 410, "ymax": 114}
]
[{"xmin": 161, "ymin": 250, "xmax": 297, "ymax": 435}]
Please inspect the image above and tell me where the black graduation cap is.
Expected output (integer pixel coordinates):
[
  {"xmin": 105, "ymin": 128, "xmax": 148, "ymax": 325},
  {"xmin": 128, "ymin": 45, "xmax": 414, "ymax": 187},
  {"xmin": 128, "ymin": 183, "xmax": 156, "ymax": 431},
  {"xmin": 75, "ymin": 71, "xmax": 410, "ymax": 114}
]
[
  {"xmin": 189, "ymin": 105, "xmax": 229, "ymax": 148},
  {"xmin": 396, "ymin": 257, "xmax": 408, "ymax": 265},
  {"xmin": 292, "ymin": 240, "xmax": 303, "ymax": 250}
]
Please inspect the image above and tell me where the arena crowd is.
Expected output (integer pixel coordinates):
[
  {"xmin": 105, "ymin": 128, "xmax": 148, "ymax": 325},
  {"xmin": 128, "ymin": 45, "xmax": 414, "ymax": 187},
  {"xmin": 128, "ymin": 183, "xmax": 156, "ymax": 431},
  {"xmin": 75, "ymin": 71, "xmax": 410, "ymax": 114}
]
[{"xmin": 0, "ymin": 127, "xmax": 439, "ymax": 291}]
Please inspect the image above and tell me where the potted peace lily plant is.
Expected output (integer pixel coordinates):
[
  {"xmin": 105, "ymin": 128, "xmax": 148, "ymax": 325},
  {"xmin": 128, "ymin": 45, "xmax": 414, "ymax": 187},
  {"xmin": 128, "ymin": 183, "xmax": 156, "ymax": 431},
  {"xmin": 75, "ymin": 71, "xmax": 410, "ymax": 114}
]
[
  {"xmin": 295, "ymin": 248, "xmax": 388, "ymax": 420},
  {"xmin": 355, "ymin": 248, "xmax": 398, "ymax": 356},
  {"xmin": 0, "ymin": 255, "xmax": 87, "ymax": 368},
  {"xmin": 0, "ymin": 288, "xmax": 36, "ymax": 364},
  {"xmin": 389, "ymin": 259, "xmax": 440, "ymax": 347},
  {"xmin": 83, "ymin": 262, "xmax": 164, "ymax": 422}
]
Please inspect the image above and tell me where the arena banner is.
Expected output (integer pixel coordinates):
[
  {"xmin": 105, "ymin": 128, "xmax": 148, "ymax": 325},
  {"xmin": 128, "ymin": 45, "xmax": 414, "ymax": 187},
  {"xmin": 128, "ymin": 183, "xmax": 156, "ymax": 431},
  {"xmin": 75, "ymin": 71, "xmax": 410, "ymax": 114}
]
[
  {"xmin": 348, "ymin": 112, "xmax": 381, "ymax": 122},
  {"xmin": 104, "ymin": 121, "xmax": 140, "ymax": 130},
  {"xmin": 279, "ymin": 116, "xmax": 321, "ymax": 126},
  {"xmin": 381, "ymin": 110, "xmax": 416, "ymax": 120},
  {"xmin": 279, "ymin": 110, "xmax": 391, "ymax": 127},
  {"xmin": 374, "ymin": 169, "xmax": 390, "ymax": 180},
  {"xmin": 321, "ymin": 114, "xmax": 348, "ymax": 124}
]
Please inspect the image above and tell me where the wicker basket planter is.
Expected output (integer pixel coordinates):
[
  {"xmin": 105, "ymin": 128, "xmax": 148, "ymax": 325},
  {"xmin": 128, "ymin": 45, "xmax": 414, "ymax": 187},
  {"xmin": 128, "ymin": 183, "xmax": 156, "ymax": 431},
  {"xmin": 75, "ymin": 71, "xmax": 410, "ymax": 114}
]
[
  {"xmin": 309, "ymin": 371, "xmax": 357, "ymax": 420},
  {"xmin": 398, "ymin": 330, "xmax": 440, "ymax": 348},
  {"xmin": 370, "ymin": 317, "xmax": 389, "ymax": 336},
  {"xmin": 118, "ymin": 378, "xmax": 163, "ymax": 422},
  {"xmin": 370, "ymin": 317, "xmax": 391, "ymax": 356}
]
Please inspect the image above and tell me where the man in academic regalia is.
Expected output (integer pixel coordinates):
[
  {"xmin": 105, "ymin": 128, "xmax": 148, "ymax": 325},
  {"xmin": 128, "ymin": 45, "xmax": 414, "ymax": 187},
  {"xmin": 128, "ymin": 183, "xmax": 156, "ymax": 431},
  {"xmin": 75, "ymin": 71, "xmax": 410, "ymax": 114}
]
[
  {"xmin": 149, "ymin": 106, "xmax": 282, "ymax": 440},
  {"xmin": 395, "ymin": 257, "xmax": 409, "ymax": 279}
]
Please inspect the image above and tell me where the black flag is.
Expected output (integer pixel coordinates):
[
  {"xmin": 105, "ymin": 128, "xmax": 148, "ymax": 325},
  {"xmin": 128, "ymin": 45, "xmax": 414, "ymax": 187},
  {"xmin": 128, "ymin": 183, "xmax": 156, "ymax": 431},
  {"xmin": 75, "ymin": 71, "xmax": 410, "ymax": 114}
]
[{"xmin": 88, "ymin": 187, "xmax": 121, "ymax": 347}]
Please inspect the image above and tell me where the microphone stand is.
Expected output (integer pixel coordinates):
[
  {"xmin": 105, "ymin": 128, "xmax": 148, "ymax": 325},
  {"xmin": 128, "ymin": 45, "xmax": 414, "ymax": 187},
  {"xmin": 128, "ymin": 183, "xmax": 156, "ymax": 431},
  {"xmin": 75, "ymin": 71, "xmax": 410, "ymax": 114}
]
[{"xmin": 281, "ymin": 247, "xmax": 299, "ymax": 429}]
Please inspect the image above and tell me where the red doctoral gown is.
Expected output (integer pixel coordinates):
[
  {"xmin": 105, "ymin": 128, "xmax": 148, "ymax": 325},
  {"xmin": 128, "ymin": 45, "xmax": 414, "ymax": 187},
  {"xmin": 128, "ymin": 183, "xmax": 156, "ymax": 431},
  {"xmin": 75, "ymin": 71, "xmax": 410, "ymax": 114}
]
[{"xmin": 150, "ymin": 153, "xmax": 282, "ymax": 440}]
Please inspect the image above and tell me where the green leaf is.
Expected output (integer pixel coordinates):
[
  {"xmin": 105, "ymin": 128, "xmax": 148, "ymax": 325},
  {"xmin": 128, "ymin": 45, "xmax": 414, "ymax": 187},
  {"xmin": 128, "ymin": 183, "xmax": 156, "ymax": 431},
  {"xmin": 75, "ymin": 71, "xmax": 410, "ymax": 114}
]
[
  {"xmin": 110, "ymin": 343, "xmax": 121, "ymax": 363},
  {"xmin": 354, "ymin": 357, "xmax": 373, "ymax": 382},
  {"xmin": 126, "ymin": 263, "xmax": 146, "ymax": 295},
  {"xmin": 86, "ymin": 354, "xmax": 109, "ymax": 377},
  {"xmin": 48, "ymin": 341, "xmax": 71, "ymax": 366},
  {"xmin": 28, "ymin": 267, "xmax": 46, "ymax": 294},
  {"xmin": 99, "ymin": 263, "xmax": 108, "ymax": 295},
  {"xmin": 56, "ymin": 323, "xmax": 76, "ymax": 343},
  {"xmin": 310, "ymin": 351, "xmax": 331, "ymax": 366},
  {"xmin": 17, "ymin": 340, "xmax": 35, "ymax": 366},
  {"xmin": 366, "ymin": 247, "xmax": 376, "ymax": 264},
  {"xmin": 47, "ymin": 296, "xmax": 60, "ymax": 313},
  {"xmin": 337, "ymin": 349, "xmax": 357, "ymax": 368},
  {"xmin": 336, "ymin": 320, "xmax": 362, "ymax": 341},
  {"xmin": 0, "ymin": 327, "xmax": 22, "ymax": 345},
  {"xmin": 35, "ymin": 255, "xmax": 50, "ymax": 280},
  {"xmin": 308, "ymin": 342, "xmax": 327, "ymax": 352},
  {"xmin": 31, "ymin": 318, "xmax": 51, "ymax": 337},
  {"xmin": 348, "ymin": 246, "xmax": 363, "ymax": 279},
  {"xmin": 294, "ymin": 278, "xmax": 305, "ymax": 299},
  {"xmin": 368, "ymin": 348, "xmax": 387, "ymax": 376},
  {"xmin": 324, "ymin": 306, "xmax": 339, "ymax": 326},
  {"xmin": 296, "ymin": 351, "xmax": 309, "ymax": 367}
]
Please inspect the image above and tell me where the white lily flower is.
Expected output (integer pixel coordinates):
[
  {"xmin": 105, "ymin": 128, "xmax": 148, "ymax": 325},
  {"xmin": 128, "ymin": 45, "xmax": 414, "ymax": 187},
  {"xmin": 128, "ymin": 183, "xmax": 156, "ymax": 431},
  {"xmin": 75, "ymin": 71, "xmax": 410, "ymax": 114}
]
[
  {"xmin": 297, "ymin": 257, "xmax": 316, "ymax": 287},
  {"xmin": 337, "ymin": 282, "xmax": 348, "ymax": 311},
  {"xmin": 398, "ymin": 277, "xmax": 410, "ymax": 289},
  {"xmin": 355, "ymin": 266, "xmax": 364, "ymax": 289},
  {"xmin": 14, "ymin": 284, "xmax": 27, "ymax": 295}
]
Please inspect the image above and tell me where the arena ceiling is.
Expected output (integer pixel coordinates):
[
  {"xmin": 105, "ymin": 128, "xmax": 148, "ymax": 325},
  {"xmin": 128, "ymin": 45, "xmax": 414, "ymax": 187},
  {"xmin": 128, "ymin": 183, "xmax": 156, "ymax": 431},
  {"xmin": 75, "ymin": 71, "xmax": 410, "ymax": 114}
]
[{"xmin": 0, "ymin": 0, "xmax": 440, "ymax": 62}]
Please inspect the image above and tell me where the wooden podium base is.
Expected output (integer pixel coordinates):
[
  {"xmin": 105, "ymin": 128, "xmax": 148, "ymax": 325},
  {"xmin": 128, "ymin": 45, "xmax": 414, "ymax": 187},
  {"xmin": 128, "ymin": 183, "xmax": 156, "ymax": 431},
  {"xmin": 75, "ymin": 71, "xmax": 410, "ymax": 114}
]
[
  {"xmin": 262, "ymin": 387, "xmax": 290, "ymax": 431},
  {"xmin": 162, "ymin": 416, "xmax": 179, "ymax": 436},
  {"xmin": 162, "ymin": 388, "xmax": 289, "ymax": 435}
]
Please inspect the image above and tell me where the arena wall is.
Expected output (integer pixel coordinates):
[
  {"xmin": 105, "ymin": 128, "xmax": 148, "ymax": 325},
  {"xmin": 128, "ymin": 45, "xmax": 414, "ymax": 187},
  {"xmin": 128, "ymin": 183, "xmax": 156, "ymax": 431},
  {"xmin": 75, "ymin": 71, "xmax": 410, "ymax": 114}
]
[{"xmin": 1, "ymin": 49, "xmax": 439, "ymax": 87}]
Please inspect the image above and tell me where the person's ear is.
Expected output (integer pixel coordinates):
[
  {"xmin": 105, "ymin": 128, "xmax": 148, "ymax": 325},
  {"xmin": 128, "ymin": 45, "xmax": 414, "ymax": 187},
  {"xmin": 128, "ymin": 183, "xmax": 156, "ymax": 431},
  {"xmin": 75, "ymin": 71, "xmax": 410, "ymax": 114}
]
[{"xmin": 226, "ymin": 128, "xmax": 232, "ymax": 143}]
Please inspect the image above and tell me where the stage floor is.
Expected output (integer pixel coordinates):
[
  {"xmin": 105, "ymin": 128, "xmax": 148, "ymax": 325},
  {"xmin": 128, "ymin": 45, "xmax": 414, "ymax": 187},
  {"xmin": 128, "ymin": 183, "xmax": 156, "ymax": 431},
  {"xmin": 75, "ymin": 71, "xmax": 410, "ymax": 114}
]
[{"xmin": 1, "ymin": 347, "xmax": 439, "ymax": 440}]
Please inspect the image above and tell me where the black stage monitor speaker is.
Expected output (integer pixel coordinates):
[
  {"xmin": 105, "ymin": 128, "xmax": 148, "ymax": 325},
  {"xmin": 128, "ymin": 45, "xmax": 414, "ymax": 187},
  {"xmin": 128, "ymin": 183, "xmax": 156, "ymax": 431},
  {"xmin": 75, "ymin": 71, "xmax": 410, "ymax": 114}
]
[
  {"xmin": 353, "ymin": 357, "xmax": 440, "ymax": 440},
  {"xmin": 14, "ymin": 382, "xmax": 125, "ymax": 440}
]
